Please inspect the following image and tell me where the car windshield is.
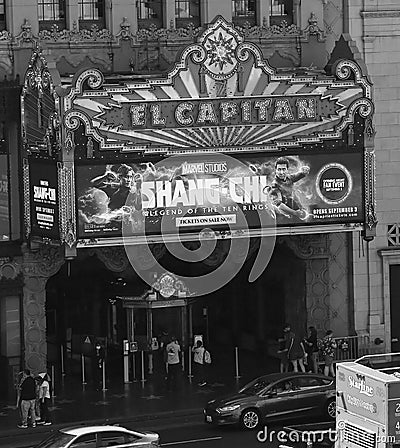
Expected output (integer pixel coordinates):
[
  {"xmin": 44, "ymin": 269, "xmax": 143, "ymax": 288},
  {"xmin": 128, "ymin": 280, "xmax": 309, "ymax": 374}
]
[
  {"xmin": 35, "ymin": 432, "xmax": 75, "ymax": 448},
  {"xmin": 239, "ymin": 377, "xmax": 273, "ymax": 395}
]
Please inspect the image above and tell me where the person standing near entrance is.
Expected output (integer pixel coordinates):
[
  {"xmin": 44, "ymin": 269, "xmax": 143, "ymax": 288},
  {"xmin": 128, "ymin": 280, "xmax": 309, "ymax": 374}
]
[
  {"xmin": 320, "ymin": 330, "xmax": 337, "ymax": 377},
  {"xmin": 37, "ymin": 373, "xmax": 52, "ymax": 425},
  {"xmin": 303, "ymin": 326, "xmax": 319, "ymax": 373},
  {"xmin": 18, "ymin": 369, "xmax": 37, "ymax": 429},
  {"xmin": 166, "ymin": 336, "xmax": 181, "ymax": 391},
  {"xmin": 279, "ymin": 324, "xmax": 306, "ymax": 373},
  {"xmin": 192, "ymin": 340, "xmax": 206, "ymax": 386}
]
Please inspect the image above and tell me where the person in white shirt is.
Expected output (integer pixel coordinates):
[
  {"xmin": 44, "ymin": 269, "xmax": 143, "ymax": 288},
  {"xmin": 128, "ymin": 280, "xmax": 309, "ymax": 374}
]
[
  {"xmin": 166, "ymin": 337, "xmax": 181, "ymax": 390},
  {"xmin": 37, "ymin": 373, "xmax": 52, "ymax": 425},
  {"xmin": 192, "ymin": 340, "xmax": 206, "ymax": 386}
]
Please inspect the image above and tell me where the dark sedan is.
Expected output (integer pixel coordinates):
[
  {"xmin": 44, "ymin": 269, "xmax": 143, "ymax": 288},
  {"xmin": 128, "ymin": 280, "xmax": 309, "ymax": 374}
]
[{"xmin": 204, "ymin": 372, "xmax": 336, "ymax": 430}]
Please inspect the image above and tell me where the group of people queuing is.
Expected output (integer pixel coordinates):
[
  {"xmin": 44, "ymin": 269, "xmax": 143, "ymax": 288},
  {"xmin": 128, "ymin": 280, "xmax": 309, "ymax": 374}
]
[
  {"xmin": 155, "ymin": 331, "xmax": 212, "ymax": 390},
  {"xmin": 16, "ymin": 369, "xmax": 52, "ymax": 429},
  {"xmin": 278, "ymin": 324, "xmax": 337, "ymax": 377}
]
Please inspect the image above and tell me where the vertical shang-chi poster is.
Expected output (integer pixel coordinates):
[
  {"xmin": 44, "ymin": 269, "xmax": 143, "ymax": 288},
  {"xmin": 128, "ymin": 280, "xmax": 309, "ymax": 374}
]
[
  {"xmin": 29, "ymin": 161, "xmax": 60, "ymax": 240},
  {"xmin": 75, "ymin": 152, "xmax": 364, "ymax": 239}
]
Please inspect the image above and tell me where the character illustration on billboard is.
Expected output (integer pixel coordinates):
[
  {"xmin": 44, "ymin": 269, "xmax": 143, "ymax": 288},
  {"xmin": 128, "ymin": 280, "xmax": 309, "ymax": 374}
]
[
  {"xmin": 90, "ymin": 164, "xmax": 142, "ymax": 211},
  {"xmin": 269, "ymin": 157, "xmax": 310, "ymax": 220},
  {"xmin": 78, "ymin": 164, "xmax": 145, "ymax": 229}
]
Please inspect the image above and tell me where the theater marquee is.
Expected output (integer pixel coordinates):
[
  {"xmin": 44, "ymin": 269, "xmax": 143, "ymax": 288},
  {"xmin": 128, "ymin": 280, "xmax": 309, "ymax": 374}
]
[{"xmin": 22, "ymin": 16, "xmax": 376, "ymax": 249}]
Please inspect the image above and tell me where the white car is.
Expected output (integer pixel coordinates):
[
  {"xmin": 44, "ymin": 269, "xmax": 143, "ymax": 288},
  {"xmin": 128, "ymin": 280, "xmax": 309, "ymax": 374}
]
[{"xmin": 34, "ymin": 425, "xmax": 160, "ymax": 448}]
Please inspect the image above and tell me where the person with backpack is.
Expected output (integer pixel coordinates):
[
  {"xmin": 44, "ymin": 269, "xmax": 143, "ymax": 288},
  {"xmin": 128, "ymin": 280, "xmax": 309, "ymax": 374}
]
[
  {"xmin": 192, "ymin": 340, "xmax": 211, "ymax": 387},
  {"xmin": 319, "ymin": 330, "xmax": 337, "ymax": 377},
  {"xmin": 166, "ymin": 336, "xmax": 181, "ymax": 391},
  {"xmin": 18, "ymin": 369, "xmax": 37, "ymax": 429},
  {"xmin": 37, "ymin": 373, "xmax": 52, "ymax": 425}
]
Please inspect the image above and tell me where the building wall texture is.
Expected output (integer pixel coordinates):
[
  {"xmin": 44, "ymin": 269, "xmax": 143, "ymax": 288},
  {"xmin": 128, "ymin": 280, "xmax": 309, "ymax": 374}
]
[{"xmin": 350, "ymin": 1, "xmax": 400, "ymax": 351}]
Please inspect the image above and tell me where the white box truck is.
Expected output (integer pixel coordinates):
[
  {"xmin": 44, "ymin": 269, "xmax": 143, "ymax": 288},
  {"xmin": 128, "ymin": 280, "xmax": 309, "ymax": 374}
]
[{"xmin": 336, "ymin": 354, "xmax": 400, "ymax": 448}]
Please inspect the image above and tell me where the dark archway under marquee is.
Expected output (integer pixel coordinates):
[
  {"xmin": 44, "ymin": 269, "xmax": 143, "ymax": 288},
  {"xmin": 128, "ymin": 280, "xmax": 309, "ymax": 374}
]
[{"xmin": 45, "ymin": 238, "xmax": 307, "ymax": 383}]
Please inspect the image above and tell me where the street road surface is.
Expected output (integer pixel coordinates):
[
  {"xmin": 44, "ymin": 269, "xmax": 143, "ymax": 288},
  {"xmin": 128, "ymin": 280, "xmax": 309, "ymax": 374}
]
[{"xmin": 0, "ymin": 413, "xmax": 331, "ymax": 448}]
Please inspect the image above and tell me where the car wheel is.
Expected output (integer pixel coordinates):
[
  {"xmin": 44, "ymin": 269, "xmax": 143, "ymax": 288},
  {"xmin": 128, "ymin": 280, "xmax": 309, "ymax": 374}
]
[
  {"xmin": 240, "ymin": 408, "xmax": 261, "ymax": 430},
  {"xmin": 326, "ymin": 398, "xmax": 336, "ymax": 420}
]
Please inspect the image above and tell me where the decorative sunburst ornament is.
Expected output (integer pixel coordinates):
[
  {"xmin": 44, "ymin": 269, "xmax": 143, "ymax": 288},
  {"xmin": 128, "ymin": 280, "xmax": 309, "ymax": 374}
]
[{"xmin": 207, "ymin": 32, "xmax": 235, "ymax": 70}]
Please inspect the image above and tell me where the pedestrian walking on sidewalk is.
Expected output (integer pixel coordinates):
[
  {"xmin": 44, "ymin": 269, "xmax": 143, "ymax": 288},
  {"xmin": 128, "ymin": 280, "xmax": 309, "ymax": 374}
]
[
  {"xmin": 37, "ymin": 373, "xmax": 52, "ymax": 426},
  {"xmin": 166, "ymin": 336, "xmax": 181, "ymax": 391},
  {"xmin": 18, "ymin": 369, "xmax": 37, "ymax": 429}
]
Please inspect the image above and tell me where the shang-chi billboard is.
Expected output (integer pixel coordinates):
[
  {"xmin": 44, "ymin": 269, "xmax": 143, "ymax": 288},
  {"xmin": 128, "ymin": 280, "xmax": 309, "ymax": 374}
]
[
  {"xmin": 29, "ymin": 161, "xmax": 59, "ymax": 240},
  {"xmin": 76, "ymin": 151, "xmax": 363, "ymax": 239}
]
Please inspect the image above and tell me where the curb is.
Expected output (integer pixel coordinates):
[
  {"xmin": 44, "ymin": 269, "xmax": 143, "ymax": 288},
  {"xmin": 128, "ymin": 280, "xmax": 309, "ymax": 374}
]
[{"xmin": 0, "ymin": 407, "xmax": 203, "ymax": 439}]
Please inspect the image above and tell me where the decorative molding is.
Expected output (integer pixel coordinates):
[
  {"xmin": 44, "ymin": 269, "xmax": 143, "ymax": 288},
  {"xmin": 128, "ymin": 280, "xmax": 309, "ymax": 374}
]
[
  {"xmin": 361, "ymin": 11, "xmax": 400, "ymax": 19},
  {"xmin": 364, "ymin": 150, "xmax": 377, "ymax": 231},
  {"xmin": 38, "ymin": 22, "xmax": 113, "ymax": 43},
  {"xmin": 22, "ymin": 244, "xmax": 64, "ymax": 278},
  {"xmin": 24, "ymin": 46, "xmax": 52, "ymax": 94},
  {"xmin": 234, "ymin": 20, "xmax": 300, "ymax": 40},
  {"xmin": 2, "ymin": 17, "xmax": 302, "ymax": 48},
  {"xmin": 22, "ymin": 158, "xmax": 31, "ymax": 239},
  {"xmin": 153, "ymin": 272, "xmax": 189, "ymax": 298},
  {"xmin": 281, "ymin": 234, "xmax": 329, "ymax": 259},
  {"xmin": 13, "ymin": 19, "xmax": 36, "ymax": 45},
  {"xmin": 116, "ymin": 17, "xmax": 132, "ymax": 41},
  {"xmin": 58, "ymin": 162, "xmax": 76, "ymax": 248},
  {"xmin": 0, "ymin": 30, "xmax": 11, "ymax": 41},
  {"xmin": 91, "ymin": 247, "xmax": 130, "ymax": 272},
  {"xmin": 301, "ymin": 12, "xmax": 326, "ymax": 42},
  {"xmin": 0, "ymin": 259, "xmax": 21, "ymax": 281}
]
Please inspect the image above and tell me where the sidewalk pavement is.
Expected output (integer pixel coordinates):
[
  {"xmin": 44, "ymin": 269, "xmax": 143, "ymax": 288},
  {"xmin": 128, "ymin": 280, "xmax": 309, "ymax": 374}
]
[{"xmin": 0, "ymin": 352, "xmax": 280, "ymax": 439}]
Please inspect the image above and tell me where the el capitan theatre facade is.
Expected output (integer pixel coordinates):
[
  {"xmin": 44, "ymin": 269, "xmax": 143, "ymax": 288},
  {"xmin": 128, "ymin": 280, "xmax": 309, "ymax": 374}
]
[{"xmin": 20, "ymin": 17, "xmax": 376, "ymax": 374}]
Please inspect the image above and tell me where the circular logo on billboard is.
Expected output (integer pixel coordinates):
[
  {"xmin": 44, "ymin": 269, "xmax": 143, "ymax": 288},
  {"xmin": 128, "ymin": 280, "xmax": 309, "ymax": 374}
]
[{"xmin": 316, "ymin": 163, "xmax": 352, "ymax": 205}]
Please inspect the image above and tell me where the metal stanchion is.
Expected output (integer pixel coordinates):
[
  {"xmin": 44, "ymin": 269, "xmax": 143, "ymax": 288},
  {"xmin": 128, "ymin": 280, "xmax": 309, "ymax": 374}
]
[
  {"xmin": 51, "ymin": 365, "xmax": 56, "ymax": 397},
  {"xmin": 102, "ymin": 360, "xmax": 107, "ymax": 391},
  {"xmin": 188, "ymin": 346, "xmax": 193, "ymax": 379},
  {"xmin": 234, "ymin": 347, "xmax": 241, "ymax": 380},
  {"xmin": 81, "ymin": 354, "xmax": 87, "ymax": 385},
  {"xmin": 61, "ymin": 345, "xmax": 65, "ymax": 376},
  {"xmin": 182, "ymin": 350, "xmax": 185, "ymax": 372},
  {"xmin": 132, "ymin": 352, "xmax": 137, "ymax": 382},
  {"xmin": 140, "ymin": 351, "xmax": 146, "ymax": 386}
]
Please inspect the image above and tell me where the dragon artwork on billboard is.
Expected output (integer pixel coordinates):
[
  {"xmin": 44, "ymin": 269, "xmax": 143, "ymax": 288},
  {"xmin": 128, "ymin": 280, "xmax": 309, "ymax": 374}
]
[{"xmin": 76, "ymin": 152, "xmax": 363, "ymax": 238}]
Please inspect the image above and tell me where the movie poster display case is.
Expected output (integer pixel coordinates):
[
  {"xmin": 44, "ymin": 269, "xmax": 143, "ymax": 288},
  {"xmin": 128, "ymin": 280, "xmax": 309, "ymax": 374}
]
[{"xmin": 21, "ymin": 17, "xmax": 377, "ymax": 258}]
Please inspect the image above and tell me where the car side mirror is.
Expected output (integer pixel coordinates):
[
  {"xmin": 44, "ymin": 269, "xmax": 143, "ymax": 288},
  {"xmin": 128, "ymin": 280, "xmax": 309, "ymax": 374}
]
[{"xmin": 267, "ymin": 390, "xmax": 277, "ymax": 398}]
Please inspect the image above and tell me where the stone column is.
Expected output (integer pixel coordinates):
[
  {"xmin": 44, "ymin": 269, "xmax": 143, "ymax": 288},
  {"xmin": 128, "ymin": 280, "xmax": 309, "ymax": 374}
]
[
  {"xmin": 66, "ymin": 0, "xmax": 80, "ymax": 31},
  {"xmin": 22, "ymin": 245, "xmax": 64, "ymax": 375},
  {"xmin": 165, "ymin": 0, "xmax": 175, "ymax": 29},
  {"xmin": 258, "ymin": 0, "xmax": 271, "ymax": 26}
]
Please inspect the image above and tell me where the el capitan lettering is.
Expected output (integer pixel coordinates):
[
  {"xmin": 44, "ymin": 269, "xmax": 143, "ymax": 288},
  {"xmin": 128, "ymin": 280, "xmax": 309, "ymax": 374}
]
[{"xmin": 127, "ymin": 96, "xmax": 320, "ymax": 129}]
